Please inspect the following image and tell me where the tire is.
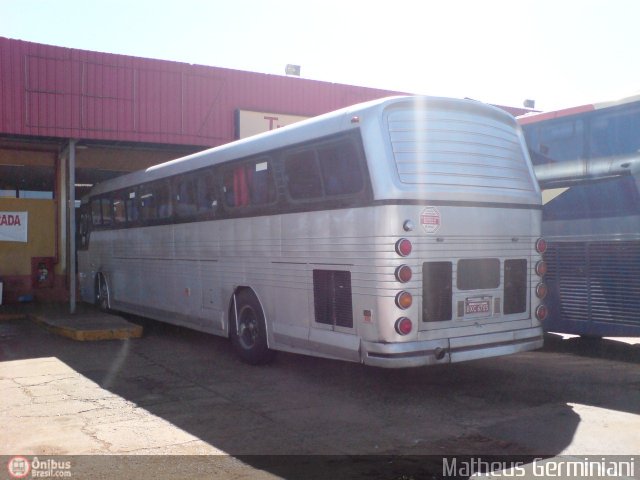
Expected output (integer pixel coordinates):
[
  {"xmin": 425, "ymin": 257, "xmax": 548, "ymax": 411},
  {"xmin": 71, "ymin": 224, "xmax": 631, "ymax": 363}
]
[
  {"xmin": 95, "ymin": 274, "xmax": 110, "ymax": 312},
  {"xmin": 230, "ymin": 290, "xmax": 275, "ymax": 365}
]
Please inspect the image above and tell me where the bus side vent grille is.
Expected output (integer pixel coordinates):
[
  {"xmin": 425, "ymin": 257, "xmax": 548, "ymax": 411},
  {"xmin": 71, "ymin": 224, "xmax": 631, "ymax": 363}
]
[
  {"xmin": 313, "ymin": 270, "xmax": 353, "ymax": 328},
  {"xmin": 504, "ymin": 259, "xmax": 527, "ymax": 314},
  {"xmin": 423, "ymin": 262, "xmax": 452, "ymax": 322},
  {"xmin": 546, "ymin": 241, "xmax": 640, "ymax": 326}
]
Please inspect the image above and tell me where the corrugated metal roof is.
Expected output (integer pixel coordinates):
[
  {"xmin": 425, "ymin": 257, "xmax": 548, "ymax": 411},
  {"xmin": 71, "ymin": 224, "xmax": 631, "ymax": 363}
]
[{"xmin": 0, "ymin": 37, "xmax": 405, "ymax": 147}]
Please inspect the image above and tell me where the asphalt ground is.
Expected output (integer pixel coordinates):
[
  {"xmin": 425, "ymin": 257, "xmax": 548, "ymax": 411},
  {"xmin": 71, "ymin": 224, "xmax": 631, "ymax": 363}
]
[{"xmin": 1, "ymin": 305, "xmax": 639, "ymax": 479}]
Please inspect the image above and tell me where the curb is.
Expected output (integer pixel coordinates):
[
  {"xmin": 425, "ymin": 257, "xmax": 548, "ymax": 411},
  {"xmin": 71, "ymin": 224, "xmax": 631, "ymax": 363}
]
[{"xmin": 32, "ymin": 314, "xmax": 143, "ymax": 341}]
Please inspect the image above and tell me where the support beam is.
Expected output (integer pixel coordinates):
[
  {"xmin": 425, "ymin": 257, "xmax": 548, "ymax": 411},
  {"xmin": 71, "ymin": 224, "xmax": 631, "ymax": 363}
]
[
  {"xmin": 68, "ymin": 140, "xmax": 77, "ymax": 314},
  {"xmin": 58, "ymin": 148, "xmax": 67, "ymax": 290}
]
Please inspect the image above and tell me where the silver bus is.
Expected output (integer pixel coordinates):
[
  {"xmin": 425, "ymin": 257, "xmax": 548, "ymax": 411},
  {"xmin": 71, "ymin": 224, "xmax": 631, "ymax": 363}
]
[{"xmin": 77, "ymin": 96, "xmax": 546, "ymax": 368}]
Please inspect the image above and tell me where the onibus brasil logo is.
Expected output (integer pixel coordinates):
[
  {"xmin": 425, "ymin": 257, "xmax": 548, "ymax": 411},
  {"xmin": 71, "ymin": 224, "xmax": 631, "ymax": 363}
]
[
  {"xmin": 7, "ymin": 456, "xmax": 30, "ymax": 478},
  {"xmin": 7, "ymin": 456, "xmax": 72, "ymax": 478}
]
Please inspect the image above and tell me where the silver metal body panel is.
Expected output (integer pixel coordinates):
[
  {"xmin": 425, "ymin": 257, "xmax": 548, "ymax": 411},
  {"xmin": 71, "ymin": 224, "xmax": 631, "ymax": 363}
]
[
  {"xmin": 362, "ymin": 327, "xmax": 543, "ymax": 368},
  {"xmin": 78, "ymin": 96, "xmax": 543, "ymax": 367}
]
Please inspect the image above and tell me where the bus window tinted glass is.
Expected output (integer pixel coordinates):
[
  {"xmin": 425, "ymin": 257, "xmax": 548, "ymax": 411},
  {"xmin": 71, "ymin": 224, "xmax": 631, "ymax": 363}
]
[
  {"xmin": 139, "ymin": 184, "xmax": 157, "ymax": 220},
  {"xmin": 195, "ymin": 171, "xmax": 218, "ymax": 213},
  {"xmin": 175, "ymin": 171, "xmax": 219, "ymax": 217},
  {"xmin": 155, "ymin": 182, "xmax": 172, "ymax": 219},
  {"xmin": 78, "ymin": 205, "xmax": 91, "ymax": 250},
  {"xmin": 285, "ymin": 150, "xmax": 322, "ymax": 200},
  {"xmin": 317, "ymin": 140, "xmax": 364, "ymax": 196},
  {"xmin": 174, "ymin": 175, "xmax": 198, "ymax": 217},
  {"xmin": 590, "ymin": 107, "xmax": 640, "ymax": 158},
  {"xmin": 529, "ymin": 119, "xmax": 584, "ymax": 163},
  {"xmin": 544, "ymin": 176, "xmax": 639, "ymax": 220},
  {"xmin": 223, "ymin": 159, "xmax": 275, "ymax": 207},
  {"xmin": 125, "ymin": 189, "xmax": 138, "ymax": 223},
  {"xmin": 139, "ymin": 181, "xmax": 171, "ymax": 220},
  {"xmin": 91, "ymin": 199, "xmax": 102, "ymax": 226},
  {"xmin": 112, "ymin": 191, "xmax": 127, "ymax": 224},
  {"xmin": 250, "ymin": 161, "xmax": 275, "ymax": 205},
  {"xmin": 101, "ymin": 197, "xmax": 113, "ymax": 226}
]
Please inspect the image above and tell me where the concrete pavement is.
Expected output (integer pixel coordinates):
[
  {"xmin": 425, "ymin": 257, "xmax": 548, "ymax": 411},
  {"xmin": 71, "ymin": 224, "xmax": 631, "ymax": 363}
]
[{"xmin": 1, "ymin": 304, "xmax": 639, "ymax": 478}]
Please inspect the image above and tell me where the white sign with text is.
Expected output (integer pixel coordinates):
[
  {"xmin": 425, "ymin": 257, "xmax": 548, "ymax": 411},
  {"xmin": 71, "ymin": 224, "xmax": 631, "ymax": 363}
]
[{"xmin": 0, "ymin": 211, "xmax": 28, "ymax": 242}]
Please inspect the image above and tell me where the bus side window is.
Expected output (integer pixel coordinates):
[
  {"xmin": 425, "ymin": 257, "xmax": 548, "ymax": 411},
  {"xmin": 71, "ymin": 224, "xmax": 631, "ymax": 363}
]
[
  {"xmin": 155, "ymin": 181, "xmax": 172, "ymax": 219},
  {"xmin": 590, "ymin": 107, "xmax": 640, "ymax": 157},
  {"xmin": 537, "ymin": 119, "xmax": 584, "ymax": 162},
  {"xmin": 139, "ymin": 181, "xmax": 172, "ymax": 221},
  {"xmin": 317, "ymin": 140, "xmax": 364, "ymax": 196},
  {"xmin": 77, "ymin": 204, "xmax": 92, "ymax": 250},
  {"xmin": 100, "ymin": 197, "xmax": 113, "ymax": 226},
  {"xmin": 174, "ymin": 175, "xmax": 198, "ymax": 217},
  {"xmin": 231, "ymin": 165, "xmax": 251, "ymax": 207},
  {"xmin": 250, "ymin": 160, "xmax": 276, "ymax": 205},
  {"xmin": 196, "ymin": 171, "xmax": 219, "ymax": 213},
  {"xmin": 222, "ymin": 170, "xmax": 236, "ymax": 207},
  {"xmin": 126, "ymin": 189, "xmax": 138, "ymax": 223},
  {"xmin": 139, "ymin": 184, "xmax": 157, "ymax": 221},
  {"xmin": 91, "ymin": 198, "xmax": 102, "ymax": 226},
  {"xmin": 112, "ymin": 191, "xmax": 127, "ymax": 225},
  {"xmin": 284, "ymin": 149, "xmax": 322, "ymax": 200},
  {"xmin": 222, "ymin": 159, "xmax": 275, "ymax": 208}
]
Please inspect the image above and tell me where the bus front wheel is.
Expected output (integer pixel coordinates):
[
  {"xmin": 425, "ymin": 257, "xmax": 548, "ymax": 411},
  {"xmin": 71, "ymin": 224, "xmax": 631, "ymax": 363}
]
[
  {"xmin": 230, "ymin": 290, "xmax": 275, "ymax": 365},
  {"xmin": 95, "ymin": 274, "xmax": 110, "ymax": 312}
]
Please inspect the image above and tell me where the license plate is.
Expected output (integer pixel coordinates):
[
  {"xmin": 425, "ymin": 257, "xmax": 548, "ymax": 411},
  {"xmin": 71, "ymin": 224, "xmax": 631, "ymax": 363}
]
[{"xmin": 465, "ymin": 298, "xmax": 491, "ymax": 315}]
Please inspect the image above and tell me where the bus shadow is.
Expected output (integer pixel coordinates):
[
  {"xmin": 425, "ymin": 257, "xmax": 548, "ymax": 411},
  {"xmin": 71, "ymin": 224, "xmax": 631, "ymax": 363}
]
[
  {"xmin": 4, "ymin": 310, "xmax": 639, "ymax": 478},
  {"xmin": 543, "ymin": 332, "xmax": 640, "ymax": 364}
]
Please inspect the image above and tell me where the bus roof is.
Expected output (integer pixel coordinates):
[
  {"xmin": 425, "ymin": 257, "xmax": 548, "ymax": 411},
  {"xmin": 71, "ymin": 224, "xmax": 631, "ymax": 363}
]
[
  {"xmin": 517, "ymin": 92, "xmax": 640, "ymax": 125},
  {"xmin": 84, "ymin": 95, "xmax": 516, "ymax": 200}
]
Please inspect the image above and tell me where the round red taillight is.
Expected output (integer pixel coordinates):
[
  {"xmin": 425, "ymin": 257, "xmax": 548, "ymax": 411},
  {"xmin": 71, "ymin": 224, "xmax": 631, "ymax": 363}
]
[
  {"xmin": 395, "ymin": 317, "xmax": 413, "ymax": 335},
  {"xmin": 535, "ymin": 304, "xmax": 548, "ymax": 321},
  {"xmin": 536, "ymin": 282, "xmax": 548, "ymax": 299},
  {"xmin": 395, "ymin": 264, "xmax": 413, "ymax": 283},
  {"xmin": 535, "ymin": 260, "xmax": 547, "ymax": 277},
  {"xmin": 535, "ymin": 238, "xmax": 547, "ymax": 254},
  {"xmin": 395, "ymin": 291, "xmax": 413, "ymax": 309},
  {"xmin": 395, "ymin": 238, "xmax": 412, "ymax": 257}
]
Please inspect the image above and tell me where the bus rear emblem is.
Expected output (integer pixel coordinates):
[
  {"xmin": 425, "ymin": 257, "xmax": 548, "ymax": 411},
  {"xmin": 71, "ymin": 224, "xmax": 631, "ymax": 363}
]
[{"xmin": 420, "ymin": 206, "xmax": 441, "ymax": 234}]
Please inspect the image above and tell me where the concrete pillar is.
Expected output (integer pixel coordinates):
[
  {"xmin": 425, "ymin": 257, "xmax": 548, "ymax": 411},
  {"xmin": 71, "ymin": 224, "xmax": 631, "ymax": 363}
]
[
  {"xmin": 68, "ymin": 140, "xmax": 77, "ymax": 314},
  {"xmin": 59, "ymin": 140, "xmax": 77, "ymax": 314}
]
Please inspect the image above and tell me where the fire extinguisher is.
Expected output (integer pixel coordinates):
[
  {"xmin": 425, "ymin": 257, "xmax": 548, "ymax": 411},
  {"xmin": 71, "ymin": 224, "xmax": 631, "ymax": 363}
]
[{"xmin": 37, "ymin": 262, "xmax": 49, "ymax": 285}]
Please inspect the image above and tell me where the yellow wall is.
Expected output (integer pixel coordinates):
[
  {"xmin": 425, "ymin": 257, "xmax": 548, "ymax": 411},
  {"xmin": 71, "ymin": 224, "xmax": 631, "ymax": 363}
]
[{"xmin": 0, "ymin": 198, "xmax": 57, "ymax": 276}]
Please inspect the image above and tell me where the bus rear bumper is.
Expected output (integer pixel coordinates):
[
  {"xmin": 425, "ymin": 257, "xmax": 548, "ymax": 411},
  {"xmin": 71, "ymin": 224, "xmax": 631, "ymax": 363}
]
[{"xmin": 361, "ymin": 326, "xmax": 543, "ymax": 368}]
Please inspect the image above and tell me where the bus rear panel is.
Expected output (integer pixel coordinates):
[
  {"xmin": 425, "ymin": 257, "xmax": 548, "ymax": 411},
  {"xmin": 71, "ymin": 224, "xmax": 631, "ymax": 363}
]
[{"xmin": 357, "ymin": 98, "xmax": 544, "ymax": 366}]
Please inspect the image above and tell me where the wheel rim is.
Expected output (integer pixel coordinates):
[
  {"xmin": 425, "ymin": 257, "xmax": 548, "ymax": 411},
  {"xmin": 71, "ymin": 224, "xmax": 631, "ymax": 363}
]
[
  {"xmin": 98, "ymin": 278, "xmax": 108, "ymax": 309},
  {"xmin": 237, "ymin": 305, "xmax": 258, "ymax": 350}
]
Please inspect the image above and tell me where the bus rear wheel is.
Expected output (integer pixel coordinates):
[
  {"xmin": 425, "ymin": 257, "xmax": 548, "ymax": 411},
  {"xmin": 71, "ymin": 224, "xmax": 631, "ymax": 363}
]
[{"xmin": 230, "ymin": 290, "xmax": 275, "ymax": 365}]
